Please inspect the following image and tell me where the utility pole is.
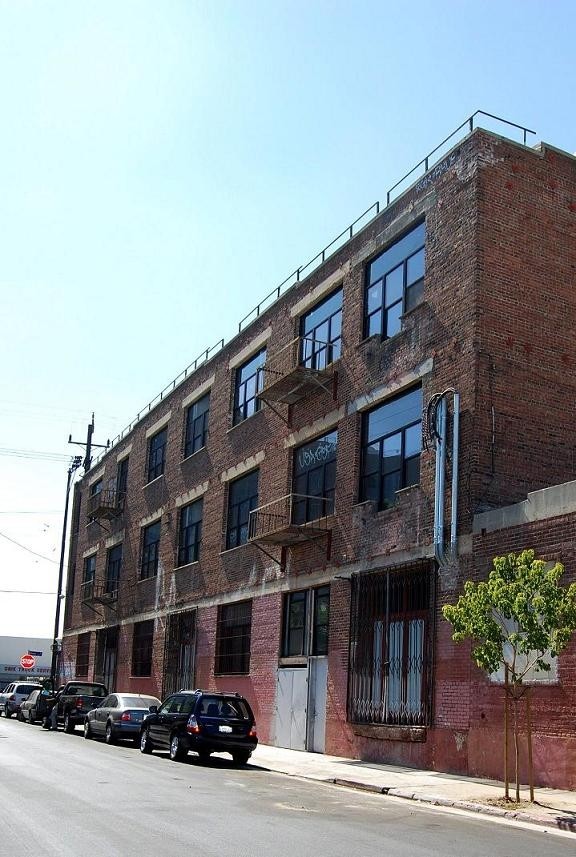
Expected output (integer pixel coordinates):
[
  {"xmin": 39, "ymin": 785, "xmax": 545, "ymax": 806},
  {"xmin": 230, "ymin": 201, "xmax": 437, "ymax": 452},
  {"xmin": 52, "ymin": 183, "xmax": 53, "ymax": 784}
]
[
  {"xmin": 50, "ymin": 456, "xmax": 83, "ymax": 686},
  {"xmin": 50, "ymin": 416, "xmax": 110, "ymax": 686},
  {"xmin": 68, "ymin": 413, "xmax": 109, "ymax": 473}
]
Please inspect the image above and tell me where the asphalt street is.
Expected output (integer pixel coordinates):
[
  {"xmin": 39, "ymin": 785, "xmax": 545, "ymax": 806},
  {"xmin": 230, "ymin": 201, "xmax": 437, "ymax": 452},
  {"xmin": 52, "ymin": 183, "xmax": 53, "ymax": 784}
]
[{"xmin": 0, "ymin": 718, "xmax": 573, "ymax": 857}]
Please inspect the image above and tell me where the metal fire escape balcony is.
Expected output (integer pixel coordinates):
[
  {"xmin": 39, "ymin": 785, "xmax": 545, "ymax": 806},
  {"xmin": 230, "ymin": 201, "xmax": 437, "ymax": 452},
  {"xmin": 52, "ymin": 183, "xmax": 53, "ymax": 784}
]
[
  {"xmin": 248, "ymin": 493, "xmax": 334, "ymax": 547},
  {"xmin": 87, "ymin": 487, "xmax": 124, "ymax": 520},
  {"xmin": 259, "ymin": 336, "xmax": 337, "ymax": 406},
  {"xmin": 80, "ymin": 581, "xmax": 118, "ymax": 604}
]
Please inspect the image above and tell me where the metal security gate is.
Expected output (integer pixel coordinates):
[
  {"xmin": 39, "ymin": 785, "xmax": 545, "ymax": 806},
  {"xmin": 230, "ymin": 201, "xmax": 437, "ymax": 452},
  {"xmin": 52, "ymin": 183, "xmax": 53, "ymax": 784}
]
[
  {"xmin": 94, "ymin": 626, "xmax": 118, "ymax": 692},
  {"xmin": 348, "ymin": 563, "xmax": 434, "ymax": 726},
  {"xmin": 162, "ymin": 610, "xmax": 196, "ymax": 698},
  {"xmin": 275, "ymin": 667, "xmax": 308, "ymax": 751}
]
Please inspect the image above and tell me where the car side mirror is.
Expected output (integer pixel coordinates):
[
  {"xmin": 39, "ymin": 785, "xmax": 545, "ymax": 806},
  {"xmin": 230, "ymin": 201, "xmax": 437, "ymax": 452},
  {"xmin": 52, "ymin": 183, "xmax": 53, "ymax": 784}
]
[{"xmin": 149, "ymin": 705, "xmax": 158, "ymax": 713}]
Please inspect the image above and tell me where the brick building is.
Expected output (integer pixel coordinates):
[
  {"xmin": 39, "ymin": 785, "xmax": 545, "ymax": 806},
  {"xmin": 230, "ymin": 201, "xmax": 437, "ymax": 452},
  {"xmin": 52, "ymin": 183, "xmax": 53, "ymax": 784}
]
[{"xmin": 62, "ymin": 118, "xmax": 576, "ymax": 788}]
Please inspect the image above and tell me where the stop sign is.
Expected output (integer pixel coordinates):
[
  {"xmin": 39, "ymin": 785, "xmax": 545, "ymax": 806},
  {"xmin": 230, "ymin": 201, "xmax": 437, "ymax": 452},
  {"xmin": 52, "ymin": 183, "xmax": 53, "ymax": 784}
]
[{"xmin": 20, "ymin": 654, "xmax": 35, "ymax": 670}]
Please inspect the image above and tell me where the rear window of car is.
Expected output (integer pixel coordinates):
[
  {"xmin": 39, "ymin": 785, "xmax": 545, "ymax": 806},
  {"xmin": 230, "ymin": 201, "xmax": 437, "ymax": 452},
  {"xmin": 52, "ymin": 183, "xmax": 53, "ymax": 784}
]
[
  {"xmin": 68, "ymin": 684, "xmax": 107, "ymax": 697},
  {"xmin": 120, "ymin": 696, "xmax": 159, "ymax": 708},
  {"xmin": 199, "ymin": 696, "xmax": 251, "ymax": 719},
  {"xmin": 16, "ymin": 685, "xmax": 40, "ymax": 694}
]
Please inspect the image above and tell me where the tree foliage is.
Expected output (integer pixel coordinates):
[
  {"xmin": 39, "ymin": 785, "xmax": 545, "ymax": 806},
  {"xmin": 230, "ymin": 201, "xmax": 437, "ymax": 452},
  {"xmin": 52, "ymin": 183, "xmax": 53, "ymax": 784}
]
[{"xmin": 442, "ymin": 550, "xmax": 576, "ymax": 682}]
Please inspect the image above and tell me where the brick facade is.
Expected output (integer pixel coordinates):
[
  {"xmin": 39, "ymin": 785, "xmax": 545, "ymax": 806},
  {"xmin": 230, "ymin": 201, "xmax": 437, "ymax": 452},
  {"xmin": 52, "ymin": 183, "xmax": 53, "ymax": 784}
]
[{"xmin": 62, "ymin": 127, "xmax": 576, "ymax": 787}]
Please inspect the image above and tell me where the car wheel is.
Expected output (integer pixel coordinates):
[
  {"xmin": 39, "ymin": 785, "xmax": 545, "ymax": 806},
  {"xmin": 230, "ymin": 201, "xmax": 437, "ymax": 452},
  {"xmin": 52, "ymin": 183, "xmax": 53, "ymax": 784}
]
[
  {"xmin": 169, "ymin": 733, "xmax": 187, "ymax": 762},
  {"xmin": 232, "ymin": 750, "xmax": 251, "ymax": 766},
  {"xmin": 140, "ymin": 729, "xmax": 153, "ymax": 754},
  {"xmin": 105, "ymin": 722, "xmax": 116, "ymax": 745},
  {"xmin": 17, "ymin": 710, "xmax": 25, "ymax": 722},
  {"xmin": 84, "ymin": 720, "xmax": 92, "ymax": 740},
  {"xmin": 64, "ymin": 712, "xmax": 75, "ymax": 733},
  {"xmin": 5, "ymin": 708, "xmax": 12, "ymax": 719},
  {"xmin": 30, "ymin": 708, "xmax": 37, "ymax": 724}
]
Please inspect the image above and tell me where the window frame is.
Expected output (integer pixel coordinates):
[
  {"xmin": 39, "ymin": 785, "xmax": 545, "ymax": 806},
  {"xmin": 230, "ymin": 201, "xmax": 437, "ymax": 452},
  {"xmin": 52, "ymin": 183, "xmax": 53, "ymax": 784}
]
[
  {"xmin": 364, "ymin": 221, "xmax": 425, "ymax": 340},
  {"xmin": 215, "ymin": 600, "xmax": 252, "ymax": 675},
  {"xmin": 226, "ymin": 470, "xmax": 259, "ymax": 550},
  {"xmin": 292, "ymin": 430, "xmax": 337, "ymax": 524},
  {"xmin": 116, "ymin": 457, "xmax": 129, "ymax": 501},
  {"xmin": 299, "ymin": 287, "xmax": 343, "ymax": 370},
  {"xmin": 360, "ymin": 386, "xmax": 422, "ymax": 510},
  {"xmin": 140, "ymin": 519, "xmax": 161, "ymax": 580},
  {"xmin": 76, "ymin": 632, "xmax": 90, "ymax": 678},
  {"xmin": 177, "ymin": 499, "xmax": 203, "ymax": 567},
  {"xmin": 105, "ymin": 543, "xmax": 122, "ymax": 594},
  {"xmin": 132, "ymin": 620, "xmax": 154, "ymax": 677},
  {"xmin": 147, "ymin": 427, "xmax": 167, "ymax": 483},
  {"xmin": 183, "ymin": 392, "xmax": 210, "ymax": 458},
  {"xmin": 281, "ymin": 585, "xmax": 330, "ymax": 658},
  {"xmin": 233, "ymin": 348, "xmax": 266, "ymax": 425}
]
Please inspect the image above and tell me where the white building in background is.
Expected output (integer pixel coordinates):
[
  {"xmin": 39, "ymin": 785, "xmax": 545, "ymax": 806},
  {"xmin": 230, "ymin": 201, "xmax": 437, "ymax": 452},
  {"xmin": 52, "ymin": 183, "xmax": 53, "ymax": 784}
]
[{"xmin": 0, "ymin": 636, "xmax": 52, "ymax": 689}]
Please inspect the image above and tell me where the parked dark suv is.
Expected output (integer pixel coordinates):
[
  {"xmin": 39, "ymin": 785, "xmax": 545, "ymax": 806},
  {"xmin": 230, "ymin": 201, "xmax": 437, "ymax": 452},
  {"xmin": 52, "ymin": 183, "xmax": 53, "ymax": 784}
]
[{"xmin": 140, "ymin": 690, "xmax": 257, "ymax": 765}]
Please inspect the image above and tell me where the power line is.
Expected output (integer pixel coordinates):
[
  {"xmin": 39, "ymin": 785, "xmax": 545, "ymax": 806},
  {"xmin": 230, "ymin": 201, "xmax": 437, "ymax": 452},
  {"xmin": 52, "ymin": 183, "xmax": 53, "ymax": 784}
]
[
  {"xmin": 0, "ymin": 589, "xmax": 56, "ymax": 595},
  {"xmin": 0, "ymin": 530, "xmax": 58, "ymax": 563},
  {"xmin": 0, "ymin": 447, "xmax": 71, "ymax": 462}
]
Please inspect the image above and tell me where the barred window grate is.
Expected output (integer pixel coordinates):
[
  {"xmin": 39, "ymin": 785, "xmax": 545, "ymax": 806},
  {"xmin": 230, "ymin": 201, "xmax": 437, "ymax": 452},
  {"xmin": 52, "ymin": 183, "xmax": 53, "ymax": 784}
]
[{"xmin": 215, "ymin": 600, "xmax": 252, "ymax": 675}]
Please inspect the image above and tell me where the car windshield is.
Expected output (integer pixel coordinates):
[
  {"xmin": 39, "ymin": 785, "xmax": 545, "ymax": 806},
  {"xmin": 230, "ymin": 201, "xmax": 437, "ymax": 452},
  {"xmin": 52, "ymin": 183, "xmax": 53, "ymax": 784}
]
[
  {"xmin": 199, "ymin": 697, "xmax": 250, "ymax": 719},
  {"xmin": 119, "ymin": 695, "xmax": 160, "ymax": 708},
  {"xmin": 69, "ymin": 685, "xmax": 107, "ymax": 697}
]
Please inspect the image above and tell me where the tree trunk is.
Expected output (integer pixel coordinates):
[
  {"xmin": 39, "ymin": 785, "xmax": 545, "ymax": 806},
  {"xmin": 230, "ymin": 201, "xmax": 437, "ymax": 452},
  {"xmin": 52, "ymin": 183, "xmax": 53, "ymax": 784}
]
[
  {"xmin": 526, "ymin": 689, "xmax": 534, "ymax": 802},
  {"xmin": 504, "ymin": 666, "xmax": 509, "ymax": 801},
  {"xmin": 513, "ymin": 696, "xmax": 520, "ymax": 802}
]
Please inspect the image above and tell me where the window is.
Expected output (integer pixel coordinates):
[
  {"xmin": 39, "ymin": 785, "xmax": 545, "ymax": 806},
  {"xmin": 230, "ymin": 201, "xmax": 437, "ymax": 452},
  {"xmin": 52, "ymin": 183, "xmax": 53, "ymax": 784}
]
[
  {"xmin": 300, "ymin": 288, "xmax": 342, "ymax": 370},
  {"xmin": 132, "ymin": 620, "xmax": 154, "ymax": 677},
  {"xmin": 361, "ymin": 386, "xmax": 422, "ymax": 510},
  {"xmin": 184, "ymin": 393, "xmax": 210, "ymax": 458},
  {"xmin": 348, "ymin": 566, "xmax": 432, "ymax": 726},
  {"xmin": 293, "ymin": 430, "xmax": 337, "ymax": 524},
  {"xmin": 364, "ymin": 222, "xmax": 425, "ymax": 339},
  {"xmin": 177, "ymin": 499, "xmax": 203, "ymax": 566},
  {"xmin": 105, "ymin": 543, "xmax": 122, "ymax": 593},
  {"xmin": 215, "ymin": 600, "xmax": 252, "ymax": 674},
  {"xmin": 116, "ymin": 457, "xmax": 129, "ymax": 501},
  {"xmin": 141, "ymin": 520, "xmax": 161, "ymax": 579},
  {"xmin": 88, "ymin": 479, "xmax": 102, "ymax": 522},
  {"xmin": 282, "ymin": 585, "xmax": 330, "ymax": 658},
  {"xmin": 226, "ymin": 470, "xmax": 259, "ymax": 549},
  {"xmin": 82, "ymin": 554, "xmax": 96, "ymax": 599},
  {"xmin": 147, "ymin": 427, "xmax": 167, "ymax": 482},
  {"xmin": 76, "ymin": 633, "xmax": 90, "ymax": 678},
  {"xmin": 233, "ymin": 348, "xmax": 266, "ymax": 424}
]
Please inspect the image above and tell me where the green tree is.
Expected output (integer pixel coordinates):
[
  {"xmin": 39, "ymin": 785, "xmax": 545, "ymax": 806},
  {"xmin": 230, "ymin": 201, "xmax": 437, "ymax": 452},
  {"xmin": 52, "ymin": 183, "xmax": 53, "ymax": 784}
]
[{"xmin": 442, "ymin": 550, "xmax": 576, "ymax": 801}]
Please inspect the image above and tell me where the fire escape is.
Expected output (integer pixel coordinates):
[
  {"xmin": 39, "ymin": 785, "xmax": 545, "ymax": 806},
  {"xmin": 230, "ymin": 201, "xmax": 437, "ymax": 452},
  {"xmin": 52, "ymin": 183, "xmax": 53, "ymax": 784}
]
[{"xmin": 248, "ymin": 335, "xmax": 338, "ymax": 562}]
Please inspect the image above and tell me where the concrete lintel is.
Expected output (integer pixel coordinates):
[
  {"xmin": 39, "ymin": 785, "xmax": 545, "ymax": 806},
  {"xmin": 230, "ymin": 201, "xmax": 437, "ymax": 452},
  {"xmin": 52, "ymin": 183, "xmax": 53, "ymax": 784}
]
[
  {"xmin": 284, "ymin": 407, "xmax": 345, "ymax": 448},
  {"xmin": 221, "ymin": 450, "xmax": 265, "ymax": 483},
  {"xmin": 289, "ymin": 262, "xmax": 350, "ymax": 319},
  {"xmin": 181, "ymin": 376, "xmax": 214, "ymax": 410},
  {"xmin": 145, "ymin": 411, "xmax": 172, "ymax": 439},
  {"xmin": 348, "ymin": 358, "xmax": 434, "ymax": 415}
]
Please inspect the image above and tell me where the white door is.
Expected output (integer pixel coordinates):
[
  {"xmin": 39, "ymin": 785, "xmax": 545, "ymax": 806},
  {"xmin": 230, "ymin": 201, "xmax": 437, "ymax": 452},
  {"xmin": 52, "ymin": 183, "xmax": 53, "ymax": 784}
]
[
  {"xmin": 275, "ymin": 667, "xmax": 308, "ymax": 751},
  {"xmin": 307, "ymin": 658, "xmax": 328, "ymax": 753}
]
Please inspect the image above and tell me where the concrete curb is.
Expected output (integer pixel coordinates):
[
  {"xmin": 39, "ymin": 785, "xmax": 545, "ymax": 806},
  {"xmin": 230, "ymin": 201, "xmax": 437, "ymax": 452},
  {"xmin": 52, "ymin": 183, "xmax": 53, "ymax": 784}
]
[{"xmin": 331, "ymin": 778, "xmax": 576, "ymax": 834}]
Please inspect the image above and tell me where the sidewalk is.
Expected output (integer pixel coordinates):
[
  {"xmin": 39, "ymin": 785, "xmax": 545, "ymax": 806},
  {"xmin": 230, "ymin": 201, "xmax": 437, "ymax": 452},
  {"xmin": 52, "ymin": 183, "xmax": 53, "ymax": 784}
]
[{"xmin": 250, "ymin": 744, "xmax": 576, "ymax": 833}]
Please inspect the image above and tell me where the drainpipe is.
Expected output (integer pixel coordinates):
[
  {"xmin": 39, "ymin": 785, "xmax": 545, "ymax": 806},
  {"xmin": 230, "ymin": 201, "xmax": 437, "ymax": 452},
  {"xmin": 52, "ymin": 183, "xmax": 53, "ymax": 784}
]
[
  {"xmin": 431, "ymin": 390, "xmax": 460, "ymax": 567},
  {"xmin": 433, "ymin": 397, "xmax": 447, "ymax": 566},
  {"xmin": 449, "ymin": 392, "xmax": 460, "ymax": 560}
]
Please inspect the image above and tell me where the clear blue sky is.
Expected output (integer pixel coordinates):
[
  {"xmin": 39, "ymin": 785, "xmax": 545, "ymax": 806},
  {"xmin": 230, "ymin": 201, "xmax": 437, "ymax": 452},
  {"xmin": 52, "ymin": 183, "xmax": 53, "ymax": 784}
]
[{"xmin": 1, "ymin": 0, "xmax": 575, "ymax": 638}]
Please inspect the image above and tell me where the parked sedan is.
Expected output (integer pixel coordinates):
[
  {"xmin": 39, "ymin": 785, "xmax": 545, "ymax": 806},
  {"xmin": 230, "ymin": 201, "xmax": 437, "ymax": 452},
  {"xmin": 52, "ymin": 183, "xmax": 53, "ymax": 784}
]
[
  {"xmin": 139, "ymin": 690, "xmax": 258, "ymax": 764},
  {"xmin": 19, "ymin": 689, "xmax": 48, "ymax": 724},
  {"xmin": 84, "ymin": 693, "xmax": 161, "ymax": 744}
]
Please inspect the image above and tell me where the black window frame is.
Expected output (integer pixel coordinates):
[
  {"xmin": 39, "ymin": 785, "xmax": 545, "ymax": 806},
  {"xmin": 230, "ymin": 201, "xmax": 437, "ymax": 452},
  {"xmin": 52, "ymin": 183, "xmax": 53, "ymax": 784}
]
[
  {"xmin": 364, "ymin": 221, "xmax": 425, "ymax": 340},
  {"xmin": 116, "ymin": 456, "xmax": 129, "ymax": 501},
  {"xmin": 177, "ymin": 499, "xmax": 203, "ymax": 567},
  {"xmin": 184, "ymin": 392, "xmax": 210, "ymax": 458},
  {"xmin": 292, "ymin": 430, "xmax": 337, "ymax": 524},
  {"xmin": 360, "ymin": 386, "xmax": 422, "ymax": 510},
  {"xmin": 300, "ymin": 287, "xmax": 343, "ymax": 370},
  {"xmin": 83, "ymin": 554, "xmax": 96, "ymax": 585},
  {"xmin": 140, "ymin": 520, "xmax": 161, "ymax": 580},
  {"xmin": 281, "ymin": 585, "xmax": 330, "ymax": 658},
  {"xmin": 226, "ymin": 470, "xmax": 259, "ymax": 549},
  {"xmin": 147, "ymin": 427, "xmax": 167, "ymax": 483},
  {"xmin": 105, "ymin": 543, "xmax": 122, "ymax": 594},
  {"xmin": 76, "ymin": 632, "xmax": 90, "ymax": 678},
  {"xmin": 215, "ymin": 600, "xmax": 252, "ymax": 675},
  {"xmin": 132, "ymin": 620, "xmax": 154, "ymax": 677},
  {"xmin": 233, "ymin": 348, "xmax": 266, "ymax": 425}
]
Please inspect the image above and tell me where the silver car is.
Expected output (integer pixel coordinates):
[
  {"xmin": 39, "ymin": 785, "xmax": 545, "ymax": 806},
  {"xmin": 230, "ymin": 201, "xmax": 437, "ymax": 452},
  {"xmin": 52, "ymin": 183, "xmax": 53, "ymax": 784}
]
[
  {"xmin": 0, "ymin": 682, "xmax": 43, "ymax": 718},
  {"xmin": 83, "ymin": 693, "xmax": 161, "ymax": 744}
]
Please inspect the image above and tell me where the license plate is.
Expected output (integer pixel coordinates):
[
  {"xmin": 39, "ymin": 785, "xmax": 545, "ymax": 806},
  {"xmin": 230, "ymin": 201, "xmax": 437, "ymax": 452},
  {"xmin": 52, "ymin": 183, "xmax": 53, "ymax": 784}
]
[
  {"xmin": 219, "ymin": 725, "xmax": 233, "ymax": 733},
  {"xmin": 133, "ymin": 713, "xmax": 143, "ymax": 722}
]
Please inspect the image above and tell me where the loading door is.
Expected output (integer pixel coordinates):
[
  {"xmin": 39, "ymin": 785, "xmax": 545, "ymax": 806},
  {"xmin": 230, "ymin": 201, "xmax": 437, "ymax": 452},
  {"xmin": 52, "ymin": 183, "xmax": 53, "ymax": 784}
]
[{"xmin": 162, "ymin": 610, "xmax": 196, "ymax": 697}]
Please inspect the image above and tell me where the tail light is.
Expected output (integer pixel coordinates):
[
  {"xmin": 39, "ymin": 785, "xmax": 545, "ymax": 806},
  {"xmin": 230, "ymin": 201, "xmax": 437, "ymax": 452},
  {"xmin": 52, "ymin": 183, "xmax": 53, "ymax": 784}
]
[
  {"xmin": 186, "ymin": 714, "xmax": 200, "ymax": 735},
  {"xmin": 249, "ymin": 722, "xmax": 257, "ymax": 738},
  {"xmin": 75, "ymin": 697, "xmax": 83, "ymax": 709},
  {"xmin": 121, "ymin": 712, "xmax": 132, "ymax": 722},
  {"xmin": 8, "ymin": 695, "xmax": 15, "ymax": 702}
]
